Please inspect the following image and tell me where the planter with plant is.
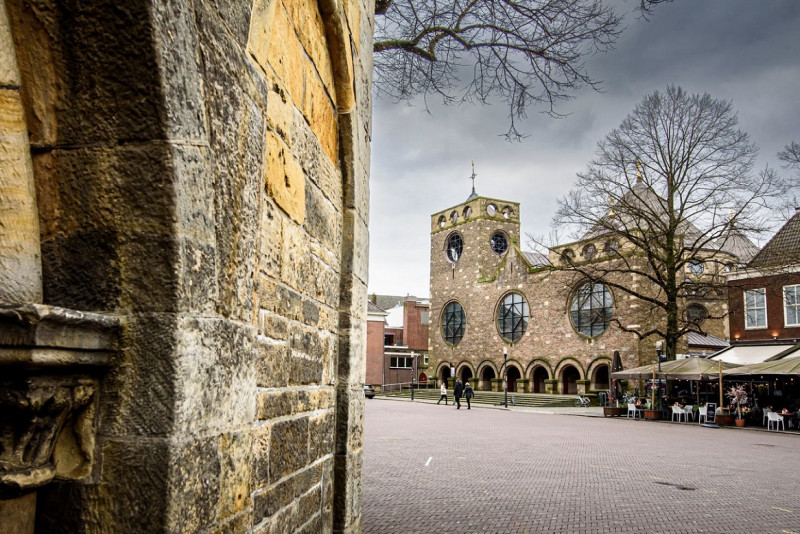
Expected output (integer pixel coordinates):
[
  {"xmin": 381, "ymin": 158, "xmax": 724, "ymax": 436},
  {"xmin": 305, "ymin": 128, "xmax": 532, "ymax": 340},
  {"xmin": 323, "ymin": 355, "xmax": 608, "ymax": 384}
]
[{"xmin": 728, "ymin": 384, "xmax": 748, "ymax": 427}]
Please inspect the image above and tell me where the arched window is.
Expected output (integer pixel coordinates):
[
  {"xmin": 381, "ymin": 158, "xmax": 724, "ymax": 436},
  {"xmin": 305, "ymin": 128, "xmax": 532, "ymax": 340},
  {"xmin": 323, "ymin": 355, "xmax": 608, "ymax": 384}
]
[
  {"xmin": 688, "ymin": 259, "xmax": 704, "ymax": 276},
  {"xmin": 570, "ymin": 282, "xmax": 613, "ymax": 337},
  {"xmin": 497, "ymin": 293, "xmax": 529, "ymax": 342},
  {"xmin": 687, "ymin": 303, "xmax": 708, "ymax": 324},
  {"xmin": 463, "ymin": 206, "xmax": 472, "ymax": 219},
  {"xmin": 446, "ymin": 233, "xmax": 463, "ymax": 262},
  {"xmin": 442, "ymin": 301, "xmax": 466, "ymax": 345},
  {"xmin": 438, "ymin": 215, "xmax": 446, "ymax": 228},
  {"xmin": 582, "ymin": 243, "xmax": 596, "ymax": 260},
  {"xmin": 487, "ymin": 203, "xmax": 497, "ymax": 216}
]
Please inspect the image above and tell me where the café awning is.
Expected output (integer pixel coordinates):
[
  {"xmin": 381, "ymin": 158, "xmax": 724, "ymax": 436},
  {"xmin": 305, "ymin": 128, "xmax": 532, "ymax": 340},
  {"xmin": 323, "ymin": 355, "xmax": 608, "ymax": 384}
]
[
  {"xmin": 709, "ymin": 343, "xmax": 800, "ymax": 365},
  {"xmin": 611, "ymin": 357, "xmax": 740, "ymax": 381},
  {"xmin": 720, "ymin": 354, "xmax": 800, "ymax": 377}
]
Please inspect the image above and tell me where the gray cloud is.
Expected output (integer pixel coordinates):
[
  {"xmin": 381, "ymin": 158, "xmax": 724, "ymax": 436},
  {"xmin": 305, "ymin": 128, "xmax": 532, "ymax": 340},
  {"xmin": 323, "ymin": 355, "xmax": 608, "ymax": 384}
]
[{"xmin": 368, "ymin": 0, "xmax": 800, "ymax": 298}]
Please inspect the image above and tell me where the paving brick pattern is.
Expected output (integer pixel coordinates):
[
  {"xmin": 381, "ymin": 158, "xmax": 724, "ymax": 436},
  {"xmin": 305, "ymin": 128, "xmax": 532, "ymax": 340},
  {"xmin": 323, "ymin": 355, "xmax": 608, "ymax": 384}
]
[{"xmin": 363, "ymin": 399, "xmax": 800, "ymax": 533}]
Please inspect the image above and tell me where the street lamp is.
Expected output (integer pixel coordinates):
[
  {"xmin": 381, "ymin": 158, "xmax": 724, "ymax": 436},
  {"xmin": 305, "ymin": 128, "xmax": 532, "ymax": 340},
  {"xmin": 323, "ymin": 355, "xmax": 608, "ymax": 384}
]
[
  {"xmin": 503, "ymin": 347, "xmax": 508, "ymax": 408},
  {"xmin": 656, "ymin": 340, "xmax": 664, "ymax": 372}
]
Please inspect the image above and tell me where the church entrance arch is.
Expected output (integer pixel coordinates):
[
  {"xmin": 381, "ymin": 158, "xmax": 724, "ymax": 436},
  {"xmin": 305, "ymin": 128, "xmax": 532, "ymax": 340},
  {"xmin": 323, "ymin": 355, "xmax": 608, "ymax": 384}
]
[
  {"xmin": 592, "ymin": 364, "xmax": 609, "ymax": 391},
  {"xmin": 532, "ymin": 366, "xmax": 549, "ymax": 393},
  {"xmin": 440, "ymin": 365, "xmax": 452, "ymax": 385},
  {"xmin": 506, "ymin": 366, "xmax": 521, "ymax": 393},
  {"xmin": 459, "ymin": 366, "xmax": 473, "ymax": 384},
  {"xmin": 479, "ymin": 366, "xmax": 495, "ymax": 392},
  {"xmin": 561, "ymin": 365, "xmax": 581, "ymax": 395}
]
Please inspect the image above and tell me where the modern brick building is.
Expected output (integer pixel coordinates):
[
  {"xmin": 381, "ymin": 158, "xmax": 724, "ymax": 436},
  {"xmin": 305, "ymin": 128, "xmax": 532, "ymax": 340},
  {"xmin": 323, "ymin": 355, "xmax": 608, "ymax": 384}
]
[
  {"xmin": 428, "ymin": 187, "xmax": 745, "ymax": 396},
  {"xmin": 366, "ymin": 296, "xmax": 431, "ymax": 390},
  {"xmin": 727, "ymin": 211, "xmax": 800, "ymax": 343}
]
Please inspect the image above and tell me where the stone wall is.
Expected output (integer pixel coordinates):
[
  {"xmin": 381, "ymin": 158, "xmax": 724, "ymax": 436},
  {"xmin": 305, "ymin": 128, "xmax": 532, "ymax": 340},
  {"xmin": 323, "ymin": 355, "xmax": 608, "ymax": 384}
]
[{"xmin": 1, "ymin": 0, "xmax": 373, "ymax": 531}]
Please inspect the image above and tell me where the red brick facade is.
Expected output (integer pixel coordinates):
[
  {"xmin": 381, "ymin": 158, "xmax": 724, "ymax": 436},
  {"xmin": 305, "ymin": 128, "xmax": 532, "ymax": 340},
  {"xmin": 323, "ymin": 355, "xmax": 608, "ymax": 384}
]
[{"xmin": 728, "ymin": 272, "xmax": 800, "ymax": 341}]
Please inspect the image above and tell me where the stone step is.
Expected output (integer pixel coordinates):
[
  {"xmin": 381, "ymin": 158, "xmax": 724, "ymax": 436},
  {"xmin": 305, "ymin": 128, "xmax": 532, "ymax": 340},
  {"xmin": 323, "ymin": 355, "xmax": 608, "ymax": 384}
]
[{"xmin": 375, "ymin": 388, "xmax": 588, "ymax": 407}]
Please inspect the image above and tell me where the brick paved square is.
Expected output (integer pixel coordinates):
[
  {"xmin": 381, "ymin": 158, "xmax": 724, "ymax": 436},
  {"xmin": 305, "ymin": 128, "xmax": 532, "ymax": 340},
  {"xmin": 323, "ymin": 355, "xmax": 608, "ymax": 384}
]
[{"xmin": 363, "ymin": 399, "xmax": 800, "ymax": 533}]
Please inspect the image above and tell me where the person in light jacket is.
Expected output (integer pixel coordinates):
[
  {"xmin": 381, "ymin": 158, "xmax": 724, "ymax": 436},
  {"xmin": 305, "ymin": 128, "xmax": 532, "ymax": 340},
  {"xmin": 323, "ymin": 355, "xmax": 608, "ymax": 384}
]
[{"xmin": 437, "ymin": 382, "xmax": 448, "ymax": 405}]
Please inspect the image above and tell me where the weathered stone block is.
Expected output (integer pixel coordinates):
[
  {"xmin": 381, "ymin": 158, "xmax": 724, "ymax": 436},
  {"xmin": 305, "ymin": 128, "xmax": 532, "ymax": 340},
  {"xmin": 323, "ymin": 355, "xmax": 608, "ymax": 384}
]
[
  {"xmin": 253, "ymin": 476, "xmax": 293, "ymax": 522},
  {"xmin": 309, "ymin": 412, "xmax": 335, "ymax": 462},
  {"xmin": 259, "ymin": 199, "xmax": 284, "ymax": 279},
  {"xmin": 302, "ymin": 60, "xmax": 338, "ymax": 164},
  {"xmin": 256, "ymin": 389, "xmax": 297, "ymax": 420},
  {"xmin": 266, "ymin": 130, "xmax": 306, "ymax": 224},
  {"xmin": 269, "ymin": 417, "xmax": 309, "ymax": 481},
  {"xmin": 218, "ymin": 430, "xmax": 254, "ymax": 520},
  {"xmin": 297, "ymin": 387, "xmax": 335, "ymax": 412},
  {"xmin": 285, "ymin": 0, "xmax": 335, "ymax": 98},
  {"xmin": 266, "ymin": 1, "xmax": 305, "ymax": 106},
  {"xmin": 167, "ymin": 436, "xmax": 220, "ymax": 533},
  {"xmin": 247, "ymin": 0, "xmax": 279, "ymax": 80},
  {"xmin": 259, "ymin": 309, "xmax": 290, "ymax": 341},
  {"xmin": 291, "ymin": 106, "xmax": 342, "ymax": 207},
  {"xmin": 304, "ymin": 180, "xmax": 342, "ymax": 257},
  {"xmin": 151, "ymin": 0, "xmax": 207, "ymax": 140},
  {"xmin": 255, "ymin": 337, "xmax": 290, "ymax": 388},
  {"xmin": 251, "ymin": 424, "xmax": 270, "ymax": 491},
  {"xmin": 297, "ymin": 485, "xmax": 322, "ymax": 524}
]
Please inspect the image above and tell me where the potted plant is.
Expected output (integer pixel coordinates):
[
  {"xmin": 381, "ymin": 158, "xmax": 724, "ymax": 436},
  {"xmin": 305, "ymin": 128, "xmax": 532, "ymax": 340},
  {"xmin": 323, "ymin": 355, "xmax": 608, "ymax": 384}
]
[
  {"xmin": 728, "ymin": 384, "xmax": 748, "ymax": 427},
  {"xmin": 603, "ymin": 394, "xmax": 625, "ymax": 417},
  {"xmin": 643, "ymin": 387, "xmax": 661, "ymax": 420}
]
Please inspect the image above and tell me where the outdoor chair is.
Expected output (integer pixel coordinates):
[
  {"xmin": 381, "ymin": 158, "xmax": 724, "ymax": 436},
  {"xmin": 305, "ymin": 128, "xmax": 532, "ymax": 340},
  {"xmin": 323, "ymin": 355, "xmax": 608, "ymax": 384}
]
[
  {"xmin": 627, "ymin": 403, "xmax": 641, "ymax": 419},
  {"xmin": 671, "ymin": 405, "xmax": 687, "ymax": 422},
  {"xmin": 697, "ymin": 404, "xmax": 707, "ymax": 424},
  {"xmin": 682, "ymin": 405, "xmax": 694, "ymax": 421},
  {"xmin": 762, "ymin": 408, "xmax": 774, "ymax": 426},
  {"xmin": 767, "ymin": 411, "xmax": 784, "ymax": 431}
]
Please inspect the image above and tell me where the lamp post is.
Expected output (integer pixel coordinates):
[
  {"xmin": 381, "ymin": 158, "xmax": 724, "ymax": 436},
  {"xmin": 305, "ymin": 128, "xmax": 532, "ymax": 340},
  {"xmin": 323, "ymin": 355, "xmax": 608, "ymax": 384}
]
[
  {"xmin": 503, "ymin": 347, "xmax": 508, "ymax": 408},
  {"xmin": 654, "ymin": 340, "xmax": 666, "ymax": 412}
]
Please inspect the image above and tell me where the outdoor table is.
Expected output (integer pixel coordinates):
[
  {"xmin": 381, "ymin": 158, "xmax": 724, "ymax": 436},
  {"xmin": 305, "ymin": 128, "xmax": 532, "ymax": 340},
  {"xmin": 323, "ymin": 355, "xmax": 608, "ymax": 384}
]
[{"xmin": 778, "ymin": 413, "xmax": 797, "ymax": 429}]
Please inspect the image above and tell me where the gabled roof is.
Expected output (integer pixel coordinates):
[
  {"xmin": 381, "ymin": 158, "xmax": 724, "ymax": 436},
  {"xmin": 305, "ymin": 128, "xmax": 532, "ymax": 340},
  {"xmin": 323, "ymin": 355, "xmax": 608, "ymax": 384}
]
[
  {"xmin": 747, "ymin": 211, "xmax": 800, "ymax": 269},
  {"xmin": 522, "ymin": 251, "xmax": 550, "ymax": 268},
  {"xmin": 372, "ymin": 295, "xmax": 405, "ymax": 311},
  {"xmin": 687, "ymin": 331, "xmax": 729, "ymax": 349},
  {"xmin": 367, "ymin": 302, "xmax": 388, "ymax": 315}
]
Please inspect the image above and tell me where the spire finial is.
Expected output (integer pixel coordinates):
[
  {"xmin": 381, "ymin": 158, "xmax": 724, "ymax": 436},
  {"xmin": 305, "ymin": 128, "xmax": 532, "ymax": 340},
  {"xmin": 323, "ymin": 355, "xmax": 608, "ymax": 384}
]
[
  {"xmin": 466, "ymin": 161, "xmax": 478, "ymax": 201},
  {"xmin": 635, "ymin": 160, "xmax": 643, "ymax": 183}
]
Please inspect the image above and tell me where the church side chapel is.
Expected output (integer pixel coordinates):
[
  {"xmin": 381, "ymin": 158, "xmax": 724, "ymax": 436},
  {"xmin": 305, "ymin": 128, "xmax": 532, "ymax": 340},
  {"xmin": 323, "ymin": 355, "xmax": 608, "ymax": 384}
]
[{"xmin": 428, "ymin": 168, "xmax": 753, "ymax": 397}]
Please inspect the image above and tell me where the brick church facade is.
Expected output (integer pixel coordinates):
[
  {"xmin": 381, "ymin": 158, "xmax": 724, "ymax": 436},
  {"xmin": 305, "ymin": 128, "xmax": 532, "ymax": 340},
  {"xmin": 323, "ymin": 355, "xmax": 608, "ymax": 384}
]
[{"xmin": 428, "ymin": 191, "xmax": 738, "ymax": 396}]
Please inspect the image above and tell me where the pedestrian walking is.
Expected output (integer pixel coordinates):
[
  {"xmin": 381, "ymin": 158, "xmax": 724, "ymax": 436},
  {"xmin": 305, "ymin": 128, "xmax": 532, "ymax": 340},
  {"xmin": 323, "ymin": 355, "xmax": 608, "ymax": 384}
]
[
  {"xmin": 437, "ymin": 382, "xmax": 448, "ymax": 405},
  {"xmin": 454, "ymin": 378, "xmax": 463, "ymax": 409},
  {"xmin": 464, "ymin": 381, "xmax": 473, "ymax": 410}
]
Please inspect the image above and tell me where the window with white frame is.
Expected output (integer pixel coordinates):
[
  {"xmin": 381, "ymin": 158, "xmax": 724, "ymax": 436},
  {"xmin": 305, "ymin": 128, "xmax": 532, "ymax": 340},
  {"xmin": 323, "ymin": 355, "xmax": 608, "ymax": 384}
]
[
  {"xmin": 784, "ymin": 285, "xmax": 800, "ymax": 326},
  {"xmin": 744, "ymin": 288, "xmax": 766, "ymax": 328},
  {"xmin": 390, "ymin": 356, "xmax": 414, "ymax": 369}
]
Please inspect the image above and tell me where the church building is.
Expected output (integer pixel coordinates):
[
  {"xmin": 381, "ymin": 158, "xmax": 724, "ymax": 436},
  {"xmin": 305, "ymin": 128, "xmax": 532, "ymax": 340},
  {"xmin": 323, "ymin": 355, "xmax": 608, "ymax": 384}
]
[{"xmin": 427, "ymin": 181, "xmax": 745, "ymax": 396}]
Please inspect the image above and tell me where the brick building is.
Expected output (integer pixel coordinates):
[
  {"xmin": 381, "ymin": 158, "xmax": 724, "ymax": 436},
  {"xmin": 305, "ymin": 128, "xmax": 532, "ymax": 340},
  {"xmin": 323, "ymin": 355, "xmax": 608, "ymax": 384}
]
[
  {"xmin": 727, "ymin": 212, "xmax": 800, "ymax": 344},
  {"xmin": 366, "ymin": 296, "xmax": 431, "ymax": 390},
  {"xmin": 428, "ymin": 188, "xmax": 743, "ymax": 396}
]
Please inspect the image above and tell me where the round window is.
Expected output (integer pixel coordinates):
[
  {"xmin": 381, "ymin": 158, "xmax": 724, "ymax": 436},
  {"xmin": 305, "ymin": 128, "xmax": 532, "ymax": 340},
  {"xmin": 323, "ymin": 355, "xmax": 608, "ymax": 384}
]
[
  {"xmin": 583, "ymin": 244, "xmax": 596, "ymax": 260},
  {"xmin": 450, "ymin": 211, "xmax": 459, "ymax": 224},
  {"xmin": 497, "ymin": 293, "xmax": 529, "ymax": 342},
  {"xmin": 490, "ymin": 232, "xmax": 508, "ymax": 255},
  {"xmin": 688, "ymin": 259, "xmax": 704, "ymax": 276},
  {"xmin": 570, "ymin": 282, "xmax": 613, "ymax": 337},
  {"xmin": 487, "ymin": 203, "xmax": 497, "ymax": 216},
  {"xmin": 446, "ymin": 233, "xmax": 463, "ymax": 262},
  {"xmin": 442, "ymin": 301, "xmax": 466, "ymax": 345},
  {"xmin": 687, "ymin": 303, "xmax": 708, "ymax": 324},
  {"xmin": 463, "ymin": 206, "xmax": 472, "ymax": 219}
]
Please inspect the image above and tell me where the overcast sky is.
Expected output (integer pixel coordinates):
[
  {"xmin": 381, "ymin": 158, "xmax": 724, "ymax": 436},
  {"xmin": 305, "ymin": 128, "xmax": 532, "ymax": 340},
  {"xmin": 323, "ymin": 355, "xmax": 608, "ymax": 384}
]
[{"xmin": 367, "ymin": 0, "xmax": 800, "ymax": 299}]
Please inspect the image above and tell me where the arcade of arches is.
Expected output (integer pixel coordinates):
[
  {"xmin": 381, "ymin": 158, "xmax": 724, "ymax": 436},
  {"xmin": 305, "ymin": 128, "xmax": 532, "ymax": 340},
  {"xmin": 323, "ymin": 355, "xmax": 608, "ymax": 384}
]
[{"xmin": 438, "ymin": 360, "xmax": 611, "ymax": 395}]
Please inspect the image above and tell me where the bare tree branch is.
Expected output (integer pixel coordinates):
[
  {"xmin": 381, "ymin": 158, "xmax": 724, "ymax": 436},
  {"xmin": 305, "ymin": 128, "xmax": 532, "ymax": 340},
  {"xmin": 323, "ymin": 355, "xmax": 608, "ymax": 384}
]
[
  {"xmin": 373, "ymin": 0, "xmax": 625, "ymax": 140},
  {"xmin": 552, "ymin": 86, "xmax": 785, "ymax": 358}
]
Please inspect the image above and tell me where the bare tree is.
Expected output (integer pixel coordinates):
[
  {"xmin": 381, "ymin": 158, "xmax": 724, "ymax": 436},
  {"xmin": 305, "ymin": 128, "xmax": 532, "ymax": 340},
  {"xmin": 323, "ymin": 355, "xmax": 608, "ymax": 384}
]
[
  {"xmin": 373, "ymin": 0, "xmax": 625, "ymax": 141},
  {"xmin": 552, "ymin": 86, "xmax": 784, "ymax": 358}
]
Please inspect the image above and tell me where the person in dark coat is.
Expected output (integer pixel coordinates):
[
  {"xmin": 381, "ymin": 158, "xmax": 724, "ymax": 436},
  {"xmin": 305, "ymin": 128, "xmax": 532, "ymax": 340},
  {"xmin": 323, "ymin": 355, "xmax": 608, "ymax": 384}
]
[
  {"xmin": 464, "ymin": 381, "xmax": 474, "ymax": 409},
  {"xmin": 453, "ymin": 378, "xmax": 464, "ymax": 409}
]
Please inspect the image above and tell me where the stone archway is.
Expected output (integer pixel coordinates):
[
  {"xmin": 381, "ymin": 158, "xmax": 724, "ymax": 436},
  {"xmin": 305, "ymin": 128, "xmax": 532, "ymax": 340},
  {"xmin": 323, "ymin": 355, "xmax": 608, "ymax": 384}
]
[
  {"xmin": 506, "ymin": 365, "xmax": 521, "ymax": 393},
  {"xmin": 479, "ymin": 366, "xmax": 496, "ymax": 392},
  {"xmin": 459, "ymin": 366, "xmax": 473, "ymax": 384},
  {"xmin": 532, "ymin": 366, "xmax": 549, "ymax": 393},
  {"xmin": 592, "ymin": 363, "xmax": 610, "ymax": 391},
  {"xmin": 561, "ymin": 365, "xmax": 581, "ymax": 395}
]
